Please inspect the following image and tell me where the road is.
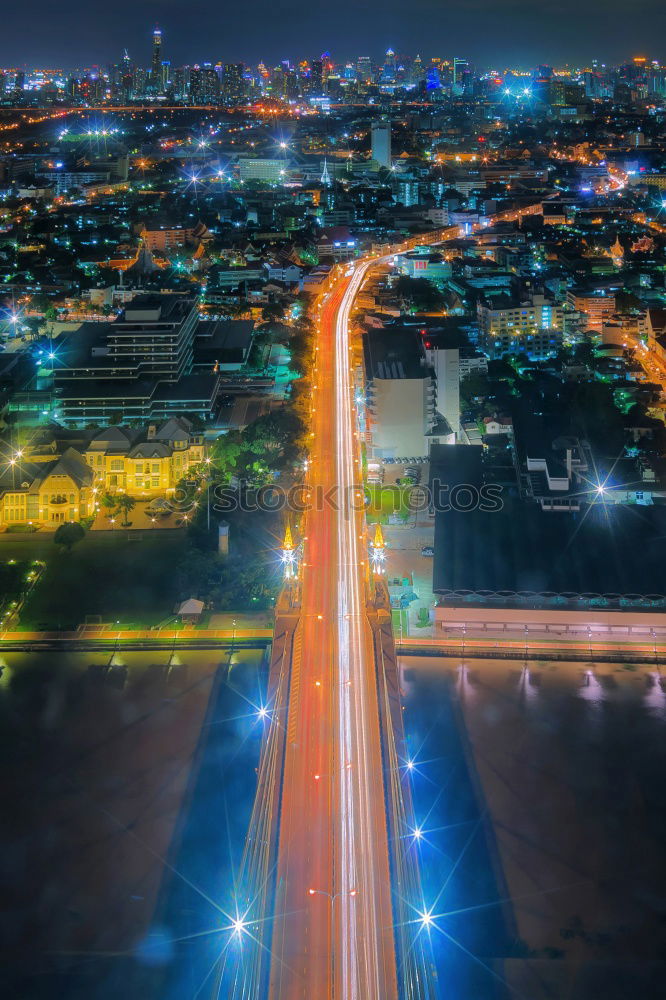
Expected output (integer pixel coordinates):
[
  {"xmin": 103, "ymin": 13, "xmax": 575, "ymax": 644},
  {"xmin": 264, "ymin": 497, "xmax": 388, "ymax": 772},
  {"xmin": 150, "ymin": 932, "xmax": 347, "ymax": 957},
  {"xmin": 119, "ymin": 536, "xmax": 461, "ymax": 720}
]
[
  {"xmin": 267, "ymin": 262, "xmax": 398, "ymax": 1000},
  {"xmin": 220, "ymin": 209, "xmax": 567, "ymax": 998}
]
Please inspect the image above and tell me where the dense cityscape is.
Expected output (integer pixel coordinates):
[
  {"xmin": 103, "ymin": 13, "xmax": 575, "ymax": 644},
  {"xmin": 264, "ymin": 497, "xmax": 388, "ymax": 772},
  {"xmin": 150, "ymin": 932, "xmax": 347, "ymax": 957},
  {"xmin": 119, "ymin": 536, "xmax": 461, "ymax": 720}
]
[{"xmin": 1, "ymin": 16, "xmax": 666, "ymax": 1000}]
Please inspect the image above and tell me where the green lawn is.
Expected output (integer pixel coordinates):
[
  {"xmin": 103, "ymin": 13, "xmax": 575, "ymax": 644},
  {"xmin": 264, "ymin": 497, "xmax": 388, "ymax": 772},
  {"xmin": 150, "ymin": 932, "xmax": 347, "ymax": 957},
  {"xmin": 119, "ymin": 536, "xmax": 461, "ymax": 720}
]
[
  {"xmin": 392, "ymin": 608, "xmax": 409, "ymax": 637},
  {"xmin": 15, "ymin": 532, "xmax": 190, "ymax": 631},
  {"xmin": 365, "ymin": 485, "xmax": 414, "ymax": 524}
]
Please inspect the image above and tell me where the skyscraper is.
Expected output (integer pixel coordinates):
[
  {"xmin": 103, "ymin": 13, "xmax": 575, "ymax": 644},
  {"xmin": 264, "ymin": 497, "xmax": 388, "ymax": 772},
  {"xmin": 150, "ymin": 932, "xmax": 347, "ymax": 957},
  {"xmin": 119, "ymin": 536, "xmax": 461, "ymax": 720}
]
[
  {"xmin": 221, "ymin": 63, "xmax": 245, "ymax": 105},
  {"xmin": 309, "ymin": 59, "xmax": 323, "ymax": 95},
  {"xmin": 453, "ymin": 57, "xmax": 470, "ymax": 95},
  {"xmin": 151, "ymin": 27, "xmax": 163, "ymax": 92},
  {"xmin": 410, "ymin": 55, "xmax": 424, "ymax": 87},
  {"xmin": 357, "ymin": 56, "xmax": 373, "ymax": 84},
  {"xmin": 381, "ymin": 48, "xmax": 397, "ymax": 84},
  {"xmin": 371, "ymin": 118, "xmax": 391, "ymax": 168},
  {"xmin": 189, "ymin": 66, "xmax": 220, "ymax": 104}
]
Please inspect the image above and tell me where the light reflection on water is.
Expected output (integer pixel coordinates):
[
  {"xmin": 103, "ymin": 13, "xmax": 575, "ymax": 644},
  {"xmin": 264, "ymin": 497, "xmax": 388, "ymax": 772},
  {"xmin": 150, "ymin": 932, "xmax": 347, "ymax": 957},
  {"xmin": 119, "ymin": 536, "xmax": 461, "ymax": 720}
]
[
  {"xmin": 401, "ymin": 655, "xmax": 666, "ymax": 1000},
  {"xmin": 0, "ymin": 646, "xmax": 267, "ymax": 1000},
  {"xmin": 644, "ymin": 671, "xmax": 666, "ymax": 715}
]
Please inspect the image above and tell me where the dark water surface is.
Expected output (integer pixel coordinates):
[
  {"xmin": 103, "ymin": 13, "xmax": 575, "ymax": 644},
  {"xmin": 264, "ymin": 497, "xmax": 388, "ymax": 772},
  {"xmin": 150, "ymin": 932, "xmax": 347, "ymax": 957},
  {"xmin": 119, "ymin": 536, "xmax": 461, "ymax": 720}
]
[
  {"xmin": 402, "ymin": 657, "xmax": 666, "ymax": 1000},
  {"xmin": 3, "ymin": 652, "xmax": 666, "ymax": 999},
  {"xmin": 403, "ymin": 666, "xmax": 512, "ymax": 999}
]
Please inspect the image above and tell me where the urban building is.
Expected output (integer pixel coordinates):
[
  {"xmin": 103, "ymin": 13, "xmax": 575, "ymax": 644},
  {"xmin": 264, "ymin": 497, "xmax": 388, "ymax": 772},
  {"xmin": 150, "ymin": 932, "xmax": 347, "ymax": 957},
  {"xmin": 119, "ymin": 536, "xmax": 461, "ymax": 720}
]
[
  {"xmin": 238, "ymin": 158, "xmax": 287, "ymax": 183},
  {"xmin": 370, "ymin": 119, "xmax": 391, "ymax": 169},
  {"xmin": 566, "ymin": 288, "xmax": 617, "ymax": 333},
  {"xmin": 0, "ymin": 418, "xmax": 204, "ymax": 529},
  {"xmin": 189, "ymin": 65, "xmax": 220, "ymax": 103},
  {"xmin": 52, "ymin": 296, "xmax": 221, "ymax": 425},
  {"xmin": 395, "ymin": 249, "xmax": 452, "ymax": 284},
  {"xmin": 430, "ymin": 444, "xmax": 666, "ymax": 624},
  {"xmin": 477, "ymin": 293, "xmax": 565, "ymax": 358},
  {"xmin": 362, "ymin": 327, "xmax": 437, "ymax": 459}
]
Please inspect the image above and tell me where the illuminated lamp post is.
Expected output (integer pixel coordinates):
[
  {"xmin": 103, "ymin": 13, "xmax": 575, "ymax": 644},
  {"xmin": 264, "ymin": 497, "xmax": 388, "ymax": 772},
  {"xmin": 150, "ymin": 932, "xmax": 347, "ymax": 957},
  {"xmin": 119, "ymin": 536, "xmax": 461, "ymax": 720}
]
[
  {"xmin": 281, "ymin": 520, "xmax": 297, "ymax": 580},
  {"xmin": 370, "ymin": 521, "xmax": 386, "ymax": 574}
]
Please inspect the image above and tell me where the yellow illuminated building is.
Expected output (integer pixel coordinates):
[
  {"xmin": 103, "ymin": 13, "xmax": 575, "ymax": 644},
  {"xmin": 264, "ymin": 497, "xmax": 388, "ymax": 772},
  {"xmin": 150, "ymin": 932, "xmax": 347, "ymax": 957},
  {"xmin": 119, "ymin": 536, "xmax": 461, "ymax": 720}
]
[{"xmin": 0, "ymin": 418, "xmax": 204, "ymax": 530}]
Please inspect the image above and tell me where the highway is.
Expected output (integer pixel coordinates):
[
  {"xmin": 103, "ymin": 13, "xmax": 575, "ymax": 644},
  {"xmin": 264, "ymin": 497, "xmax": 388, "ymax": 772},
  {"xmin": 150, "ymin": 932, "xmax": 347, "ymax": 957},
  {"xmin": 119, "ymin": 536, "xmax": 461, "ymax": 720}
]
[{"xmin": 266, "ymin": 260, "xmax": 398, "ymax": 999}]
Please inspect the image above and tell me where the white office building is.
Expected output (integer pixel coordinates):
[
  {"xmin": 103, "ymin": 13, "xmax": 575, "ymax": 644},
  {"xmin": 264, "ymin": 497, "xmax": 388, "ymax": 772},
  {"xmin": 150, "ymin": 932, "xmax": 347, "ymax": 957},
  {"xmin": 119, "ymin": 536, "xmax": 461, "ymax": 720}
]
[{"xmin": 371, "ymin": 120, "xmax": 392, "ymax": 169}]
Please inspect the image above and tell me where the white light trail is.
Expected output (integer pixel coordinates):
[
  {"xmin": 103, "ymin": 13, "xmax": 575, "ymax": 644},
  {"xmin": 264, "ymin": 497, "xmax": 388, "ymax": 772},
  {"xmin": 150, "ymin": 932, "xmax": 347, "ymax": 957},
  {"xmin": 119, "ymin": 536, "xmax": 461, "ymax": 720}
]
[{"xmin": 335, "ymin": 259, "xmax": 390, "ymax": 998}]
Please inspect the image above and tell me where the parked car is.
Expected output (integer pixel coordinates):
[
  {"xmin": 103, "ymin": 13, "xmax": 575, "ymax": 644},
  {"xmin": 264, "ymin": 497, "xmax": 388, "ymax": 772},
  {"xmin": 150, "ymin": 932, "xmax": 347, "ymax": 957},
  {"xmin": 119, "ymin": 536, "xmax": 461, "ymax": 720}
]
[{"xmin": 421, "ymin": 545, "xmax": 435, "ymax": 557}]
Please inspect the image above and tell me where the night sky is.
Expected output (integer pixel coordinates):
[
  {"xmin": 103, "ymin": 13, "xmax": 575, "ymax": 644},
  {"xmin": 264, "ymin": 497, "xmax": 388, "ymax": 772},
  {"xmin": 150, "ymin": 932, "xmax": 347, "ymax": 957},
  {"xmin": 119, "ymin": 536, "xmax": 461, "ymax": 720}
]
[{"xmin": 5, "ymin": 0, "xmax": 666, "ymax": 68}]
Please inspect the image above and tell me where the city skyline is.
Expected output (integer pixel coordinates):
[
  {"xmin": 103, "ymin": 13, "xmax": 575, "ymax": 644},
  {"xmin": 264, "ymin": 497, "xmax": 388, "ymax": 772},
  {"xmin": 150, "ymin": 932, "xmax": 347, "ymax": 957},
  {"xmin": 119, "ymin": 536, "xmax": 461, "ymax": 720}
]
[{"xmin": 4, "ymin": 0, "xmax": 666, "ymax": 68}]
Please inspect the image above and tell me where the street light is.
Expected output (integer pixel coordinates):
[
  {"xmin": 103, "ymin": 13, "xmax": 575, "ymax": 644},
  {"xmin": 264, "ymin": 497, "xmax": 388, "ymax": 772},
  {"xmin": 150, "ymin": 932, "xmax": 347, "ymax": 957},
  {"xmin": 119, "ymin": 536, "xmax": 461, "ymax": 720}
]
[
  {"xmin": 205, "ymin": 456, "xmax": 212, "ymax": 531},
  {"xmin": 308, "ymin": 888, "xmax": 357, "ymax": 900}
]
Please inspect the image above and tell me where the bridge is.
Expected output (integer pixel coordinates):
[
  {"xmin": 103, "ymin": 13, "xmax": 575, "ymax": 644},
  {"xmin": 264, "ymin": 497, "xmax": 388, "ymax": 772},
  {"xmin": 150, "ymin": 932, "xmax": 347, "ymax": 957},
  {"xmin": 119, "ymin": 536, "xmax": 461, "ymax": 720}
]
[
  {"xmin": 212, "ymin": 208, "xmax": 562, "ymax": 998},
  {"xmin": 213, "ymin": 254, "xmax": 436, "ymax": 999}
]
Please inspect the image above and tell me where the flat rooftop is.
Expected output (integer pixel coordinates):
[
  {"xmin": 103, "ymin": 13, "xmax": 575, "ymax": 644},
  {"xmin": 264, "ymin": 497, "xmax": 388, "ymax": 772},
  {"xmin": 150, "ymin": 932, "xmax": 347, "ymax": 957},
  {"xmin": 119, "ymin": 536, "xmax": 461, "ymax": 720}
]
[
  {"xmin": 430, "ymin": 445, "xmax": 666, "ymax": 603},
  {"xmin": 363, "ymin": 327, "xmax": 429, "ymax": 380}
]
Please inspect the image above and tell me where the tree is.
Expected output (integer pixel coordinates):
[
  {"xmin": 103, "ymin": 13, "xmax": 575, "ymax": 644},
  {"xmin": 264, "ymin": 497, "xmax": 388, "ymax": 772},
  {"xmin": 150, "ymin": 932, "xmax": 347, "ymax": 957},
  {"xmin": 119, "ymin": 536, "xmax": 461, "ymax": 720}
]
[
  {"xmin": 393, "ymin": 275, "xmax": 445, "ymax": 313},
  {"xmin": 211, "ymin": 433, "xmax": 244, "ymax": 480},
  {"xmin": 115, "ymin": 494, "xmax": 136, "ymax": 526},
  {"xmin": 287, "ymin": 327, "xmax": 314, "ymax": 377},
  {"xmin": 572, "ymin": 341, "xmax": 595, "ymax": 365},
  {"xmin": 24, "ymin": 317, "xmax": 44, "ymax": 340},
  {"xmin": 101, "ymin": 492, "xmax": 117, "ymax": 515},
  {"xmin": 261, "ymin": 301, "xmax": 287, "ymax": 324},
  {"xmin": 460, "ymin": 371, "xmax": 491, "ymax": 407},
  {"xmin": 54, "ymin": 521, "xmax": 85, "ymax": 552}
]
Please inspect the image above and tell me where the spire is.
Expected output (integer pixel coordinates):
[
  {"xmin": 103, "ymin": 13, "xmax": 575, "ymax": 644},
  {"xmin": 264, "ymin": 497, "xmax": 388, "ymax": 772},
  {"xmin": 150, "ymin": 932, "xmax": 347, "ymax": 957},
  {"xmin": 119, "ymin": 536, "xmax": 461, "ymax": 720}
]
[
  {"xmin": 370, "ymin": 522, "xmax": 386, "ymax": 574},
  {"xmin": 373, "ymin": 522, "xmax": 385, "ymax": 549},
  {"xmin": 281, "ymin": 520, "xmax": 297, "ymax": 579},
  {"xmin": 320, "ymin": 157, "xmax": 331, "ymax": 186}
]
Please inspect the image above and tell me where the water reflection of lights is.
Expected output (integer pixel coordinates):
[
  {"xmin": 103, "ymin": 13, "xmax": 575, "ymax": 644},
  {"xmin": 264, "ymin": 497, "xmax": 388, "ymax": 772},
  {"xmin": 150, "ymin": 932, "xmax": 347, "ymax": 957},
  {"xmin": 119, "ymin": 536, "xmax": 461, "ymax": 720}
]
[
  {"xmin": 644, "ymin": 672, "xmax": 665, "ymax": 714},
  {"xmin": 579, "ymin": 668, "xmax": 604, "ymax": 703},
  {"xmin": 456, "ymin": 662, "xmax": 475, "ymax": 701},
  {"xmin": 519, "ymin": 664, "xmax": 538, "ymax": 704}
]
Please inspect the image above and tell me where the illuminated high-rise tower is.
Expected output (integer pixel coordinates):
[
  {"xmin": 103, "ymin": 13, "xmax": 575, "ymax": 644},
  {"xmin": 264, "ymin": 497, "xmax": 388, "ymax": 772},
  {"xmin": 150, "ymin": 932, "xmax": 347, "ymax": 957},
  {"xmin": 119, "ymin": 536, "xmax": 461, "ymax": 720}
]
[
  {"xmin": 453, "ymin": 57, "xmax": 470, "ymax": 95},
  {"xmin": 151, "ymin": 26, "xmax": 163, "ymax": 91},
  {"xmin": 357, "ymin": 55, "xmax": 373, "ymax": 84},
  {"xmin": 381, "ymin": 48, "xmax": 397, "ymax": 84}
]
